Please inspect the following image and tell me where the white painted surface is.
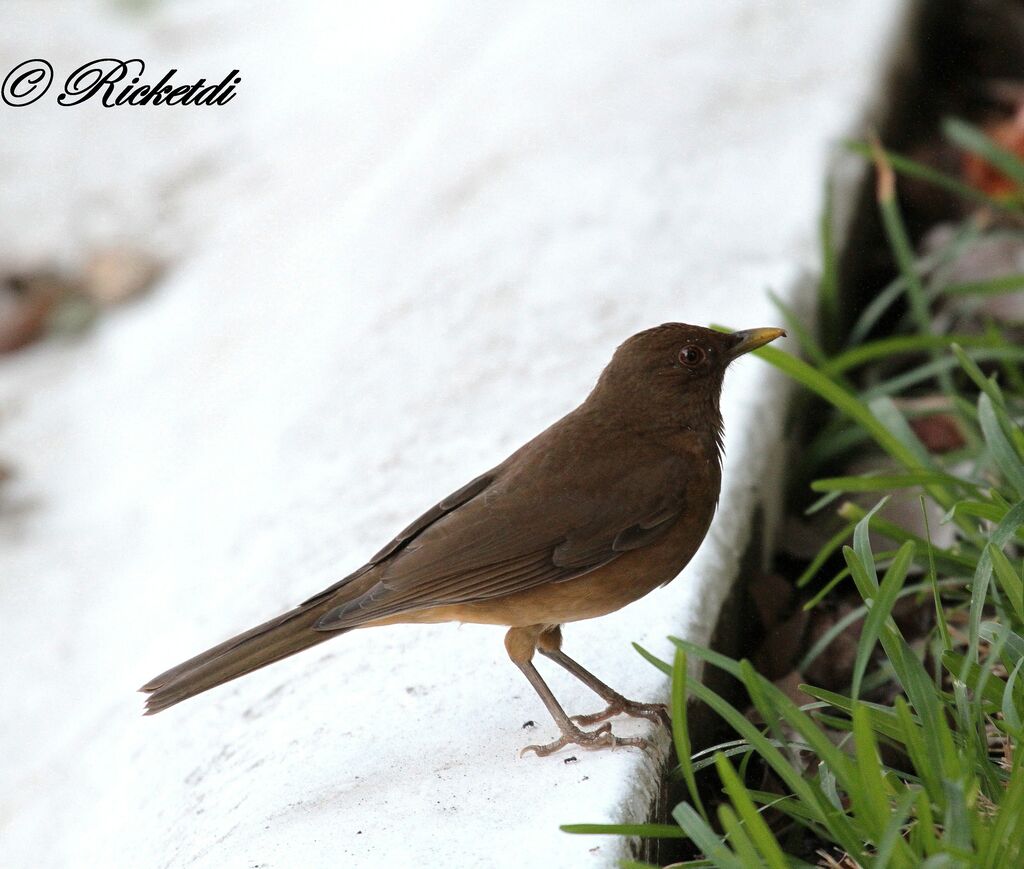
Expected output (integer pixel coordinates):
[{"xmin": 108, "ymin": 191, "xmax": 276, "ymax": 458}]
[{"xmin": 0, "ymin": 2, "xmax": 902, "ymax": 867}]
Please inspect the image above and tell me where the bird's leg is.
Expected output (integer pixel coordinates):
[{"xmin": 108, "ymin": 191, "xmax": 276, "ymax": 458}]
[
  {"xmin": 537, "ymin": 626, "xmax": 670, "ymax": 729},
  {"xmin": 505, "ymin": 626, "xmax": 648, "ymax": 757}
]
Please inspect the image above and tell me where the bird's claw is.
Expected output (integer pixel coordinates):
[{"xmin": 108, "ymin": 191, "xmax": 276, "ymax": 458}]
[
  {"xmin": 519, "ymin": 722, "xmax": 650, "ymax": 758},
  {"xmin": 570, "ymin": 699, "xmax": 670, "ymax": 729}
]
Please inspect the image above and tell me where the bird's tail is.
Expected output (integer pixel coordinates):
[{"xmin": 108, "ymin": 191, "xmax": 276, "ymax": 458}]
[{"xmin": 140, "ymin": 600, "xmax": 346, "ymax": 715}]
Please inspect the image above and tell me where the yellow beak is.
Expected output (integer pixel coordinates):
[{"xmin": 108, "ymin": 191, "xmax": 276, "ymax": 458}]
[{"xmin": 726, "ymin": 327, "xmax": 786, "ymax": 360}]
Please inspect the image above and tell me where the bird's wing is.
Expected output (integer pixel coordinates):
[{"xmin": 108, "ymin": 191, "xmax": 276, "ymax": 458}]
[{"xmin": 314, "ymin": 446, "xmax": 690, "ymax": 630}]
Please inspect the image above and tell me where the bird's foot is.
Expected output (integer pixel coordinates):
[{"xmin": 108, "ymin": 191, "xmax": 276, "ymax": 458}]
[
  {"xmin": 519, "ymin": 722, "xmax": 650, "ymax": 758},
  {"xmin": 570, "ymin": 698, "xmax": 670, "ymax": 729}
]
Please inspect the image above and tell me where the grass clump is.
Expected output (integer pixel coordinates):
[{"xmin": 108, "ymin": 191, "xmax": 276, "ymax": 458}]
[{"xmin": 564, "ymin": 120, "xmax": 1024, "ymax": 867}]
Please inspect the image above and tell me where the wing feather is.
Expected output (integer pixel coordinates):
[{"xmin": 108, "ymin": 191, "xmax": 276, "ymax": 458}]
[{"xmin": 314, "ymin": 444, "xmax": 691, "ymax": 631}]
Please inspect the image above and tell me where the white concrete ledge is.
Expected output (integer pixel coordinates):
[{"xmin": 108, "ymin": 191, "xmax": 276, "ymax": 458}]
[{"xmin": 1, "ymin": 2, "xmax": 905, "ymax": 866}]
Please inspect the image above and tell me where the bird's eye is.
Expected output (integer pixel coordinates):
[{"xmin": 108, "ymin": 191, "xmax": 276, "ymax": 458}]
[{"xmin": 678, "ymin": 345, "xmax": 705, "ymax": 367}]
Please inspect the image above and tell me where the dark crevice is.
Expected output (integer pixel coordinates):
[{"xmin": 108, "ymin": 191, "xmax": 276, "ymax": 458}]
[{"xmin": 840, "ymin": 0, "xmax": 1024, "ymax": 337}]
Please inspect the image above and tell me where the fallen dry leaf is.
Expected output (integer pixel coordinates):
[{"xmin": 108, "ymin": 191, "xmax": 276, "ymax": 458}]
[
  {"xmin": 772, "ymin": 670, "xmax": 815, "ymax": 708},
  {"xmin": 753, "ymin": 605, "xmax": 809, "ymax": 681},
  {"xmin": 0, "ymin": 273, "xmax": 63, "ymax": 353},
  {"xmin": 803, "ymin": 602, "xmax": 862, "ymax": 690},
  {"xmin": 962, "ymin": 109, "xmax": 1024, "ymax": 200},
  {"xmin": 82, "ymin": 248, "xmax": 161, "ymax": 305},
  {"xmin": 908, "ymin": 412, "xmax": 968, "ymax": 453},
  {"xmin": 751, "ymin": 571, "xmax": 797, "ymax": 634}
]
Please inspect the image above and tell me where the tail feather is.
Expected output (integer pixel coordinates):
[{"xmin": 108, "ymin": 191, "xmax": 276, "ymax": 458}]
[{"xmin": 141, "ymin": 602, "xmax": 345, "ymax": 715}]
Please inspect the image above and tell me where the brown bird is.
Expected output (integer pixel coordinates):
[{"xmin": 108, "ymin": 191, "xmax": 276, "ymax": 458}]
[{"xmin": 142, "ymin": 323, "xmax": 784, "ymax": 756}]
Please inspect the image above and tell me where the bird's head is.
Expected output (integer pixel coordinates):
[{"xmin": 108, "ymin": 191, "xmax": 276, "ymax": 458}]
[{"xmin": 590, "ymin": 323, "xmax": 786, "ymax": 427}]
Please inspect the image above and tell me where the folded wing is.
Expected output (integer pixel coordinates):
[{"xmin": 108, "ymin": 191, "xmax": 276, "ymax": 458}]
[{"xmin": 314, "ymin": 443, "xmax": 689, "ymax": 630}]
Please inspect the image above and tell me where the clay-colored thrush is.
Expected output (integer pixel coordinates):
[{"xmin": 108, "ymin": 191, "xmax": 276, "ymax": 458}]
[{"xmin": 142, "ymin": 323, "xmax": 784, "ymax": 755}]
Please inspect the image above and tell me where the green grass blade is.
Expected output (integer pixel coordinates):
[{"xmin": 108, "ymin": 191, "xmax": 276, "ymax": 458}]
[
  {"xmin": 852, "ymin": 502, "xmax": 888, "ymax": 589},
  {"xmin": 991, "ymin": 499, "xmax": 1024, "ymax": 549},
  {"xmin": 1002, "ymin": 658, "xmax": 1024, "ymax": 737},
  {"xmin": 672, "ymin": 803, "xmax": 744, "ymax": 869},
  {"xmin": 768, "ymin": 289, "xmax": 832, "ymax": 372},
  {"xmin": 979, "ymin": 622, "xmax": 1024, "ymax": 666},
  {"xmin": 870, "ymin": 136, "xmax": 950, "ymax": 395},
  {"xmin": 851, "ymin": 540, "xmax": 915, "ymax": 699},
  {"xmin": 893, "ymin": 636, "xmax": 959, "ymax": 784},
  {"xmin": 755, "ymin": 345, "xmax": 933, "ymax": 477},
  {"xmin": 805, "ymin": 489, "xmax": 845, "ymax": 516},
  {"xmin": 868, "ymin": 396, "xmax": 933, "ymax": 466},
  {"xmin": 801, "ymin": 685, "xmax": 907, "ymax": 742},
  {"xmin": 942, "ymin": 778, "xmax": 974, "ymax": 858},
  {"xmin": 633, "ymin": 642, "xmax": 671, "ymax": 676},
  {"xmin": 560, "ymin": 823, "xmax": 686, "ymax": 838},
  {"xmin": 922, "ymin": 500, "xmax": 954, "ymax": 655},
  {"xmin": 811, "ymin": 471, "xmax": 967, "ymax": 493},
  {"xmin": 940, "ymin": 650, "xmax": 1007, "ymax": 708},
  {"xmin": 873, "ymin": 788, "xmax": 917, "ymax": 869},
  {"xmin": 736, "ymin": 661, "xmax": 864, "ymax": 855},
  {"xmin": 689, "ymin": 742, "xmax": 759, "ymax": 774},
  {"xmin": 845, "ymin": 546, "xmax": 958, "ymax": 779},
  {"xmin": 894, "ymin": 696, "xmax": 943, "ymax": 805},
  {"xmin": 796, "ymin": 519, "xmax": 856, "ymax": 588},
  {"xmin": 863, "ymin": 348, "xmax": 1024, "ymax": 404},
  {"xmin": 658, "ymin": 658, "xmax": 837, "ymax": 833},
  {"xmin": 983, "ymin": 759, "xmax": 1024, "ymax": 868},
  {"xmin": 840, "ymin": 501, "xmax": 979, "ymax": 572},
  {"xmin": 799, "ymin": 603, "xmax": 866, "ymax": 668},
  {"xmin": 826, "ymin": 333, "xmax": 999, "ymax": 376},
  {"xmin": 951, "ymin": 343, "xmax": 1019, "ymax": 427},
  {"xmin": 745, "ymin": 789, "xmax": 830, "ymax": 826},
  {"xmin": 970, "ymin": 521, "xmax": 1024, "ymax": 660},
  {"xmin": 715, "ymin": 753, "xmax": 789, "ymax": 869},
  {"xmin": 668, "ymin": 638, "xmax": 867, "ymax": 854},
  {"xmin": 716, "ymin": 803, "xmax": 763, "ymax": 867},
  {"xmin": 848, "ymin": 273, "xmax": 911, "ymax": 348},
  {"xmin": 911, "ymin": 787, "xmax": 939, "ymax": 857},
  {"xmin": 990, "ymin": 544, "xmax": 1024, "ymax": 622},
  {"xmin": 944, "ymin": 117, "xmax": 1024, "ymax": 189},
  {"xmin": 804, "ymin": 422, "xmax": 874, "ymax": 473},
  {"xmin": 803, "ymin": 563, "xmax": 854, "ymax": 609},
  {"xmin": 944, "ymin": 273, "xmax": 1024, "ymax": 296},
  {"xmin": 669, "ymin": 637, "xmax": 743, "ymax": 679},
  {"xmin": 978, "ymin": 393, "xmax": 1024, "ymax": 498},
  {"xmin": 851, "ymin": 703, "xmax": 894, "ymax": 842},
  {"xmin": 846, "ymin": 138, "xmax": 1012, "ymax": 212},
  {"xmin": 672, "ymin": 648, "xmax": 708, "ymax": 822},
  {"xmin": 741, "ymin": 659, "xmax": 811, "ymax": 772},
  {"xmin": 949, "ymin": 498, "xmax": 1010, "ymax": 525}
]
